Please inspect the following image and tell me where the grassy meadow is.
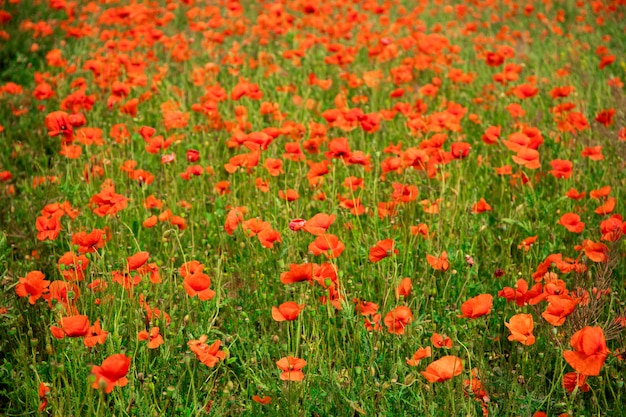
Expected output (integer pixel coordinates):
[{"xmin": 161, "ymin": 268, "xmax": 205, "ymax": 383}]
[{"xmin": 0, "ymin": 0, "xmax": 625, "ymax": 415}]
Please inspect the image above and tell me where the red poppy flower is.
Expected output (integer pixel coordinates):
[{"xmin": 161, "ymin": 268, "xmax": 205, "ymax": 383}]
[
  {"xmin": 431, "ymin": 333, "xmax": 453, "ymax": 349},
  {"xmin": 384, "ymin": 306, "xmax": 413, "ymax": 335},
  {"xmin": 138, "ymin": 327, "xmax": 164, "ymax": 349},
  {"xmin": 302, "ymin": 213, "xmax": 336, "ymax": 235},
  {"xmin": 16, "ymin": 271, "xmax": 50, "ymax": 305},
  {"xmin": 257, "ymin": 228, "xmax": 282, "ymax": 249},
  {"xmin": 271, "ymin": 302, "xmax": 304, "ymax": 322},
  {"xmin": 276, "ymin": 356, "xmax": 307, "ymax": 381},
  {"xmin": 252, "ymin": 395, "xmax": 272, "ymax": 404},
  {"xmin": 505, "ymin": 314, "xmax": 535, "ymax": 346},
  {"xmin": 563, "ymin": 326, "xmax": 610, "ymax": 376},
  {"xmin": 90, "ymin": 186, "xmax": 128, "ymax": 217},
  {"xmin": 471, "ymin": 198, "xmax": 492, "ymax": 214},
  {"xmin": 45, "ymin": 110, "xmax": 74, "ymax": 142},
  {"xmin": 72, "ymin": 228, "xmax": 108, "ymax": 253},
  {"xmin": 127, "ymin": 251, "xmax": 149, "ymax": 271},
  {"xmin": 512, "ymin": 148, "xmax": 540, "ymax": 169},
  {"xmin": 406, "ymin": 347, "xmax": 431, "ymax": 366},
  {"xmin": 517, "ymin": 235, "xmax": 538, "ymax": 251},
  {"xmin": 188, "ymin": 336, "xmax": 226, "ymax": 367},
  {"xmin": 558, "ymin": 213, "xmax": 585, "ymax": 233},
  {"xmin": 91, "ymin": 353, "xmax": 131, "ymax": 393},
  {"xmin": 426, "ymin": 252, "xmax": 449, "ymax": 271},
  {"xmin": 50, "ymin": 315, "xmax": 90, "ymax": 339},
  {"xmin": 549, "ymin": 159, "xmax": 573, "ymax": 179},
  {"xmin": 38, "ymin": 382, "xmax": 50, "ymax": 411},
  {"xmin": 58, "ymin": 252, "xmax": 89, "ymax": 281},
  {"xmin": 369, "ymin": 239, "xmax": 398, "ymax": 263},
  {"xmin": 396, "ymin": 278, "xmax": 412, "ymax": 299},
  {"xmin": 421, "ymin": 356, "xmax": 463, "ymax": 383},
  {"xmin": 542, "ymin": 295, "xmax": 579, "ymax": 326},
  {"xmin": 224, "ymin": 206, "xmax": 246, "ymax": 235},
  {"xmin": 308, "ymin": 234, "xmax": 345, "ymax": 259},
  {"xmin": 459, "ymin": 294, "xmax": 493, "ymax": 319},
  {"xmin": 562, "ymin": 372, "xmax": 590, "ymax": 393},
  {"xmin": 581, "ymin": 240, "xmax": 608, "ymax": 263},
  {"xmin": 84, "ymin": 319, "xmax": 108, "ymax": 348},
  {"xmin": 183, "ymin": 272, "xmax": 215, "ymax": 301},
  {"xmin": 36, "ymin": 216, "xmax": 61, "ymax": 241}
]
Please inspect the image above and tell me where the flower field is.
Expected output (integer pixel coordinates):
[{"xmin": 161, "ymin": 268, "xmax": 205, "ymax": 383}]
[{"xmin": 0, "ymin": 0, "xmax": 625, "ymax": 415}]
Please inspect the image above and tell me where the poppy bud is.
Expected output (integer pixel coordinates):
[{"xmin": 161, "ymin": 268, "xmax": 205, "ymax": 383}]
[{"xmin": 289, "ymin": 218, "xmax": 306, "ymax": 231}]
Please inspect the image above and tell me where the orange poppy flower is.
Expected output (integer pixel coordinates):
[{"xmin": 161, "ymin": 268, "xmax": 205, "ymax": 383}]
[
  {"xmin": 45, "ymin": 110, "xmax": 74, "ymax": 142},
  {"xmin": 278, "ymin": 189, "xmax": 299, "ymax": 201},
  {"xmin": 600, "ymin": 215, "xmax": 624, "ymax": 242},
  {"xmin": 391, "ymin": 183, "xmax": 419, "ymax": 203},
  {"xmin": 15, "ymin": 271, "xmax": 49, "ymax": 304},
  {"xmin": 50, "ymin": 315, "xmax": 90, "ymax": 339},
  {"xmin": 549, "ymin": 159, "xmax": 573, "ymax": 179},
  {"xmin": 354, "ymin": 299, "xmax": 379, "ymax": 316},
  {"xmin": 364, "ymin": 313, "xmax": 382, "ymax": 332},
  {"xmin": 581, "ymin": 146, "xmax": 604, "ymax": 161},
  {"xmin": 471, "ymin": 198, "xmax": 492, "ymax": 214},
  {"xmin": 183, "ymin": 271, "xmax": 215, "ymax": 301},
  {"xmin": 512, "ymin": 147, "xmax": 540, "ymax": 169},
  {"xmin": 562, "ymin": 372, "xmax": 590, "ymax": 393},
  {"xmin": 594, "ymin": 197, "xmax": 616, "ymax": 215},
  {"xmin": 44, "ymin": 280, "xmax": 79, "ymax": 313},
  {"xmin": 90, "ymin": 186, "xmax": 128, "ymax": 217},
  {"xmin": 498, "ymin": 278, "xmax": 543, "ymax": 307},
  {"xmin": 482, "ymin": 125, "xmax": 501, "ymax": 145},
  {"xmin": 91, "ymin": 353, "xmax": 131, "ymax": 394},
  {"xmin": 426, "ymin": 251, "xmax": 449, "ymax": 271},
  {"xmin": 563, "ymin": 326, "xmax": 610, "ymax": 376},
  {"xmin": 258, "ymin": 228, "xmax": 282, "ymax": 249},
  {"xmin": 276, "ymin": 356, "xmax": 307, "ymax": 381},
  {"xmin": 505, "ymin": 314, "xmax": 535, "ymax": 346},
  {"xmin": 72, "ymin": 228, "xmax": 108, "ymax": 253},
  {"xmin": 396, "ymin": 278, "xmax": 412, "ymax": 299},
  {"xmin": 242, "ymin": 218, "xmax": 270, "ymax": 237},
  {"xmin": 459, "ymin": 294, "xmax": 493, "ymax": 319},
  {"xmin": 302, "ymin": 213, "xmax": 336, "ymax": 235},
  {"xmin": 252, "ymin": 395, "xmax": 272, "ymax": 404},
  {"xmin": 36, "ymin": 216, "xmax": 61, "ymax": 241},
  {"xmin": 138, "ymin": 327, "xmax": 164, "ymax": 349},
  {"xmin": 431, "ymin": 333, "xmax": 453, "ymax": 349},
  {"xmin": 308, "ymin": 234, "xmax": 345, "ymax": 259},
  {"xmin": 280, "ymin": 263, "xmax": 317, "ymax": 284},
  {"xmin": 188, "ymin": 336, "xmax": 226, "ymax": 368},
  {"xmin": 542, "ymin": 295, "xmax": 579, "ymax": 326},
  {"xmin": 406, "ymin": 347, "xmax": 432, "ymax": 366},
  {"xmin": 143, "ymin": 216, "xmax": 158, "ymax": 228},
  {"xmin": 410, "ymin": 223, "xmax": 430, "ymax": 238},
  {"xmin": 589, "ymin": 185, "xmax": 611, "ymax": 199},
  {"xmin": 558, "ymin": 213, "xmax": 585, "ymax": 233},
  {"xmin": 263, "ymin": 158, "xmax": 284, "ymax": 176},
  {"xmin": 224, "ymin": 206, "xmax": 246, "ymax": 235},
  {"xmin": 369, "ymin": 239, "xmax": 398, "ymax": 263},
  {"xmin": 517, "ymin": 235, "xmax": 538, "ymax": 251},
  {"xmin": 58, "ymin": 252, "xmax": 89, "ymax": 281},
  {"xmin": 271, "ymin": 301, "xmax": 304, "ymax": 322},
  {"xmin": 84, "ymin": 319, "xmax": 108, "ymax": 348},
  {"xmin": 421, "ymin": 356, "xmax": 463, "ymax": 383},
  {"xmin": 581, "ymin": 240, "xmax": 608, "ymax": 263},
  {"xmin": 127, "ymin": 251, "xmax": 149, "ymax": 271},
  {"xmin": 384, "ymin": 306, "xmax": 413, "ymax": 335},
  {"xmin": 38, "ymin": 382, "xmax": 50, "ymax": 411}
]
